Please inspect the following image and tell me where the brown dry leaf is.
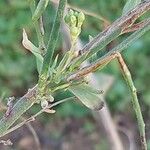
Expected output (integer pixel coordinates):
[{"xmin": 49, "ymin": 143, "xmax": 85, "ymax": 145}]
[
  {"xmin": 44, "ymin": 109, "xmax": 56, "ymax": 114},
  {"xmin": 22, "ymin": 29, "xmax": 38, "ymax": 51}
]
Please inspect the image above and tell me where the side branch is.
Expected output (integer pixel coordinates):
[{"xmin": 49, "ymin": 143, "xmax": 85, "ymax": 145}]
[
  {"xmin": 67, "ymin": 19, "xmax": 150, "ymax": 81},
  {"xmin": 78, "ymin": 0, "xmax": 150, "ymax": 58},
  {"xmin": 0, "ymin": 86, "xmax": 37, "ymax": 136},
  {"xmin": 116, "ymin": 53, "xmax": 147, "ymax": 150}
]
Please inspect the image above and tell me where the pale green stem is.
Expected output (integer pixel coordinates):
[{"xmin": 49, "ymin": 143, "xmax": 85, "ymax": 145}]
[
  {"xmin": 0, "ymin": 96, "xmax": 74, "ymax": 137},
  {"xmin": 0, "ymin": 86, "xmax": 37, "ymax": 136},
  {"xmin": 117, "ymin": 54, "xmax": 147, "ymax": 150}
]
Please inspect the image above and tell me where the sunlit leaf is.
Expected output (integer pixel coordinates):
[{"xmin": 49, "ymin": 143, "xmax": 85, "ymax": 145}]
[
  {"xmin": 68, "ymin": 83, "xmax": 104, "ymax": 110},
  {"xmin": 122, "ymin": 0, "xmax": 141, "ymax": 15}
]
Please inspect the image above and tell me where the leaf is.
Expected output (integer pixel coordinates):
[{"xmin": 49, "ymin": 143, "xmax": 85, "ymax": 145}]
[
  {"xmin": 41, "ymin": 0, "xmax": 67, "ymax": 75},
  {"xmin": 68, "ymin": 83, "xmax": 104, "ymax": 110},
  {"xmin": 32, "ymin": 0, "xmax": 49, "ymax": 22},
  {"xmin": 122, "ymin": 0, "xmax": 141, "ymax": 15},
  {"xmin": 22, "ymin": 29, "xmax": 43, "ymax": 73},
  {"xmin": 49, "ymin": 54, "xmax": 59, "ymax": 76}
]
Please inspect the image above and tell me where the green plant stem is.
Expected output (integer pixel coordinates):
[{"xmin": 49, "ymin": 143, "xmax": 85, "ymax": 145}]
[
  {"xmin": 0, "ymin": 96, "xmax": 74, "ymax": 138},
  {"xmin": 0, "ymin": 86, "xmax": 37, "ymax": 136},
  {"xmin": 77, "ymin": 0, "xmax": 150, "ymax": 59},
  {"xmin": 0, "ymin": 0, "xmax": 149, "ymax": 139},
  {"xmin": 67, "ymin": 18, "xmax": 150, "ymax": 81},
  {"xmin": 37, "ymin": 0, "xmax": 67, "ymax": 103},
  {"xmin": 117, "ymin": 53, "xmax": 147, "ymax": 150}
]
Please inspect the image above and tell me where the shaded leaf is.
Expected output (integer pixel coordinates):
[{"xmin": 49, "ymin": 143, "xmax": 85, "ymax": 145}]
[{"xmin": 68, "ymin": 83, "xmax": 104, "ymax": 110}]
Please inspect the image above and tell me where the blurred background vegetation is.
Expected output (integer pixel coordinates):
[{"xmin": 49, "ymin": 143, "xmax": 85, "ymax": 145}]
[{"xmin": 0, "ymin": 0, "xmax": 150, "ymax": 149}]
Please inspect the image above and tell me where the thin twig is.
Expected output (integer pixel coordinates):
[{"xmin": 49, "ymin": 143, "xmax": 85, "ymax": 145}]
[
  {"xmin": 0, "ymin": 97, "xmax": 75, "ymax": 138},
  {"xmin": 26, "ymin": 123, "xmax": 41, "ymax": 150},
  {"xmin": 116, "ymin": 53, "xmax": 147, "ymax": 150},
  {"xmin": 67, "ymin": 19, "xmax": 150, "ymax": 81},
  {"xmin": 77, "ymin": 0, "xmax": 150, "ymax": 58},
  {"xmin": 0, "ymin": 86, "xmax": 37, "ymax": 136},
  {"xmin": 0, "ymin": 0, "xmax": 149, "ymax": 139},
  {"xmin": 122, "ymin": 19, "xmax": 150, "ymax": 34}
]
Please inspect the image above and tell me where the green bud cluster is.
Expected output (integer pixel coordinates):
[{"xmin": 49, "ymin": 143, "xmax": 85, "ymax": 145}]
[{"xmin": 65, "ymin": 9, "xmax": 85, "ymax": 42}]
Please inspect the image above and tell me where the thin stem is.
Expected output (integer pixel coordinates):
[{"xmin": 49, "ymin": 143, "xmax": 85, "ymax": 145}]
[
  {"xmin": 70, "ymin": 50, "xmax": 147, "ymax": 149},
  {"xmin": 122, "ymin": 19, "xmax": 150, "ymax": 34},
  {"xmin": 67, "ymin": 18, "xmax": 150, "ymax": 81},
  {"xmin": 0, "ymin": 96, "xmax": 75, "ymax": 137},
  {"xmin": 37, "ymin": 0, "xmax": 67, "ymax": 103},
  {"xmin": 77, "ymin": 0, "xmax": 150, "ymax": 58},
  {"xmin": 0, "ymin": 86, "xmax": 37, "ymax": 137},
  {"xmin": 0, "ymin": 0, "xmax": 149, "ymax": 139},
  {"xmin": 116, "ymin": 53, "xmax": 147, "ymax": 150},
  {"xmin": 26, "ymin": 123, "xmax": 41, "ymax": 150}
]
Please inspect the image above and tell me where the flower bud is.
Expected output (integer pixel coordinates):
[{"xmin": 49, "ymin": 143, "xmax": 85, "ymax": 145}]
[
  {"xmin": 70, "ymin": 15, "xmax": 77, "ymax": 27},
  {"xmin": 69, "ymin": 9, "xmax": 74, "ymax": 15},
  {"xmin": 77, "ymin": 12, "xmax": 85, "ymax": 27},
  {"xmin": 49, "ymin": 95, "xmax": 54, "ymax": 102},
  {"xmin": 64, "ymin": 14, "xmax": 70, "ymax": 24},
  {"xmin": 70, "ymin": 27, "xmax": 79, "ymax": 37},
  {"xmin": 74, "ymin": 11, "xmax": 79, "ymax": 17},
  {"xmin": 41, "ymin": 100, "xmax": 48, "ymax": 108}
]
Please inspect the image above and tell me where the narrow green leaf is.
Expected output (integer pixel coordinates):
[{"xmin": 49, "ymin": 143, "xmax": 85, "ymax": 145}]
[
  {"xmin": 49, "ymin": 54, "xmax": 59, "ymax": 76},
  {"xmin": 32, "ymin": 0, "xmax": 49, "ymax": 22},
  {"xmin": 122, "ymin": 0, "xmax": 141, "ymax": 15},
  {"xmin": 68, "ymin": 83, "xmax": 104, "ymax": 110},
  {"xmin": 40, "ymin": 0, "xmax": 67, "ymax": 76}
]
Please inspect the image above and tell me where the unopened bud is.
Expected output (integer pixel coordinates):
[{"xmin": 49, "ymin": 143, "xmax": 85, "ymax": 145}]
[
  {"xmin": 70, "ymin": 15, "xmax": 77, "ymax": 27},
  {"xmin": 74, "ymin": 11, "xmax": 79, "ymax": 17},
  {"xmin": 77, "ymin": 12, "xmax": 85, "ymax": 27},
  {"xmin": 64, "ymin": 14, "xmax": 70, "ymax": 24},
  {"xmin": 49, "ymin": 95, "xmax": 54, "ymax": 102},
  {"xmin": 41, "ymin": 100, "xmax": 48, "ymax": 108},
  {"xmin": 69, "ymin": 9, "xmax": 74, "ymax": 15},
  {"xmin": 70, "ymin": 26, "xmax": 79, "ymax": 41}
]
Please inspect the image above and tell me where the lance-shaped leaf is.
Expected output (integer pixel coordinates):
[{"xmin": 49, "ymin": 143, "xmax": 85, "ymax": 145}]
[
  {"xmin": 122, "ymin": 0, "xmax": 141, "ymax": 15},
  {"xmin": 22, "ymin": 29, "xmax": 43, "ymax": 73},
  {"xmin": 68, "ymin": 83, "xmax": 104, "ymax": 110},
  {"xmin": 32, "ymin": 0, "xmax": 49, "ymax": 22}
]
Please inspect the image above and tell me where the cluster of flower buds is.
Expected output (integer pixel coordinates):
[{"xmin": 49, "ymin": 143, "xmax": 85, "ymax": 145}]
[
  {"xmin": 40, "ymin": 95, "xmax": 54, "ymax": 108},
  {"xmin": 65, "ymin": 9, "xmax": 85, "ymax": 42}
]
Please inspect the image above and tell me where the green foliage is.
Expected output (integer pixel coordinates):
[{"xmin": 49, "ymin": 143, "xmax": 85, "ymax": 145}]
[
  {"xmin": 69, "ymin": 83, "xmax": 104, "ymax": 110},
  {"xmin": 0, "ymin": 0, "xmax": 150, "ymax": 124},
  {"xmin": 32, "ymin": 0, "xmax": 49, "ymax": 22}
]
